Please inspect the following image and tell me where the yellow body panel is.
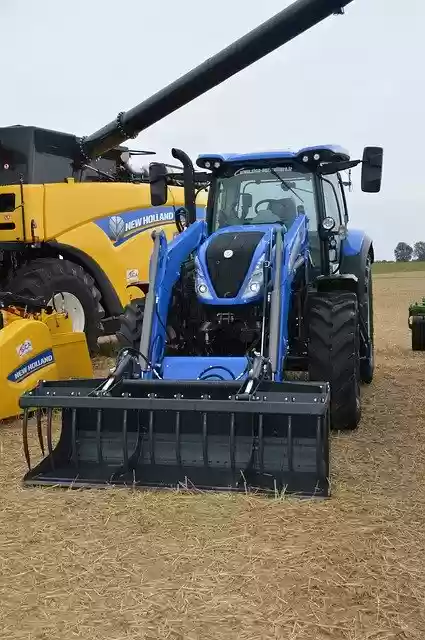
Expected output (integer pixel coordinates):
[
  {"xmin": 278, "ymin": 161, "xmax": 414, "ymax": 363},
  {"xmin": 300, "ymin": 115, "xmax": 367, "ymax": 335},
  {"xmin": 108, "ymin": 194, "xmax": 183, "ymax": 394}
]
[
  {"xmin": 0, "ymin": 311, "xmax": 92, "ymax": 421},
  {"xmin": 0, "ymin": 181, "xmax": 208, "ymax": 310}
]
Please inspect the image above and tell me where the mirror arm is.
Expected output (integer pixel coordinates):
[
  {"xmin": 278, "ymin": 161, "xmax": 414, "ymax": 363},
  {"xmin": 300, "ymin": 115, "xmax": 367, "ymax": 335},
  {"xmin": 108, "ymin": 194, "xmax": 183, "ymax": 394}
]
[{"xmin": 317, "ymin": 159, "xmax": 361, "ymax": 175}]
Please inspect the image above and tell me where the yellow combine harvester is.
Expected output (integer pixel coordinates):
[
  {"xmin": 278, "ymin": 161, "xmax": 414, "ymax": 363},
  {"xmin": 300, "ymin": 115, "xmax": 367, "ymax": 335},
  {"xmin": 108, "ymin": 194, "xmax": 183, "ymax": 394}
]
[
  {"xmin": 0, "ymin": 128, "xmax": 207, "ymax": 352},
  {"xmin": 0, "ymin": 292, "xmax": 92, "ymax": 420}
]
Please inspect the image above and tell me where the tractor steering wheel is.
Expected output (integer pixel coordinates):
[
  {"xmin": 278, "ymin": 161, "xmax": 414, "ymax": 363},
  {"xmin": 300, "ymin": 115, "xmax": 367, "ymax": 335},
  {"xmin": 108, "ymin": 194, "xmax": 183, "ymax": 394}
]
[{"xmin": 254, "ymin": 199, "xmax": 275, "ymax": 215}]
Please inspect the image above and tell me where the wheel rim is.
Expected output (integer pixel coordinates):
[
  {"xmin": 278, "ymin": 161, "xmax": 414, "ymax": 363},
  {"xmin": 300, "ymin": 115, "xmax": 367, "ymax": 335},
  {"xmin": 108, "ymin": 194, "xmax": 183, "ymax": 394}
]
[{"xmin": 48, "ymin": 292, "xmax": 86, "ymax": 332}]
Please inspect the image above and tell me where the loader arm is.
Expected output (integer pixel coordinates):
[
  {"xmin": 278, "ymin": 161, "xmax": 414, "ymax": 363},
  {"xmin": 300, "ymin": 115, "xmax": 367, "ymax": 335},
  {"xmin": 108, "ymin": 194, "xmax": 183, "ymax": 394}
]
[
  {"xmin": 140, "ymin": 219, "xmax": 207, "ymax": 372},
  {"xmin": 276, "ymin": 215, "xmax": 310, "ymax": 379}
]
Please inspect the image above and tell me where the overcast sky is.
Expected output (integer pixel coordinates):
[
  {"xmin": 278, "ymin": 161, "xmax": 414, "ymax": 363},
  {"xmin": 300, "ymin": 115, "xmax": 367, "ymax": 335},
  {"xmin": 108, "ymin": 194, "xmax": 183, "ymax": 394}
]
[{"xmin": 1, "ymin": 0, "xmax": 422, "ymax": 260}]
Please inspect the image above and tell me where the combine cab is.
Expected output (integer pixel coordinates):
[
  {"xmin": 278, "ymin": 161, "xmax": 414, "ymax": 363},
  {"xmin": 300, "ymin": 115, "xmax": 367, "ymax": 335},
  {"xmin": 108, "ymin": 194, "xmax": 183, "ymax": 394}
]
[{"xmin": 18, "ymin": 0, "xmax": 383, "ymax": 497}]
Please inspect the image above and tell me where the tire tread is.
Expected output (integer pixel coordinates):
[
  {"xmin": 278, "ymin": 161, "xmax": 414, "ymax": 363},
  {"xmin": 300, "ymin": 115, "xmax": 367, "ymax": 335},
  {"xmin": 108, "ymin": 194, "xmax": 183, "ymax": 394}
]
[{"xmin": 308, "ymin": 291, "xmax": 361, "ymax": 431}]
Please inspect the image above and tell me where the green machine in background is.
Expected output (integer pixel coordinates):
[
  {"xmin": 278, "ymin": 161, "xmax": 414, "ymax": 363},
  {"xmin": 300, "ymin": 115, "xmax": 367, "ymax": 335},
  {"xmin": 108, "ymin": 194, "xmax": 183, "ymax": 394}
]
[{"xmin": 409, "ymin": 298, "xmax": 425, "ymax": 350}]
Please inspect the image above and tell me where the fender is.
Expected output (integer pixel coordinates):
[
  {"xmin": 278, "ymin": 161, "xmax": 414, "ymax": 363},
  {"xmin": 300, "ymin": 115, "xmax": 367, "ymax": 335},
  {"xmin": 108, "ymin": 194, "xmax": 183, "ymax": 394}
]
[
  {"xmin": 316, "ymin": 229, "xmax": 374, "ymax": 299},
  {"xmin": 316, "ymin": 273, "xmax": 358, "ymax": 294},
  {"xmin": 339, "ymin": 229, "xmax": 374, "ymax": 354},
  {"xmin": 340, "ymin": 229, "xmax": 374, "ymax": 287},
  {"xmin": 46, "ymin": 241, "xmax": 123, "ymax": 319}
]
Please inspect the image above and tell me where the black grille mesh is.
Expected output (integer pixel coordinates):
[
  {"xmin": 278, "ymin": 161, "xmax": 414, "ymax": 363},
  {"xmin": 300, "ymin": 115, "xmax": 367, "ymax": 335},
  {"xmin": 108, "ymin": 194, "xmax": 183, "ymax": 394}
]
[{"xmin": 206, "ymin": 231, "xmax": 264, "ymax": 298}]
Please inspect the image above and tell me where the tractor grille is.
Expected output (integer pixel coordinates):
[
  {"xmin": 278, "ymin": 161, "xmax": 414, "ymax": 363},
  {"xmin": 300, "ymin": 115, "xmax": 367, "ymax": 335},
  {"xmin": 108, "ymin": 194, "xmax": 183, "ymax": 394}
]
[{"xmin": 206, "ymin": 231, "xmax": 264, "ymax": 298}]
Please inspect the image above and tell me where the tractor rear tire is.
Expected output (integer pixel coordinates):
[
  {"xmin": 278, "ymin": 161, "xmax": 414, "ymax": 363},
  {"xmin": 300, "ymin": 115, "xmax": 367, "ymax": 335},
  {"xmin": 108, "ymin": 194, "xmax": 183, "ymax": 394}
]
[
  {"xmin": 411, "ymin": 316, "xmax": 425, "ymax": 350},
  {"xmin": 116, "ymin": 298, "xmax": 145, "ymax": 350},
  {"xmin": 7, "ymin": 258, "xmax": 104, "ymax": 353},
  {"xmin": 308, "ymin": 290, "xmax": 361, "ymax": 431}
]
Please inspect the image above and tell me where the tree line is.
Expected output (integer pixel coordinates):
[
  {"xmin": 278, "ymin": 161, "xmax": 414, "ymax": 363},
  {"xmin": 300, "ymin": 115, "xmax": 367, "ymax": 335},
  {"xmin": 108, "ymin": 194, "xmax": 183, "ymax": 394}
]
[{"xmin": 394, "ymin": 241, "xmax": 425, "ymax": 262}]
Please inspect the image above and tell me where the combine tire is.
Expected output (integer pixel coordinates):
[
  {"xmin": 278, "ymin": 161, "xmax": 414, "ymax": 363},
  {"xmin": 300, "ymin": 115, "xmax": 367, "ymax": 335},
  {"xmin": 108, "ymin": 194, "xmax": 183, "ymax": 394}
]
[
  {"xmin": 359, "ymin": 254, "xmax": 374, "ymax": 383},
  {"xmin": 411, "ymin": 316, "xmax": 425, "ymax": 350},
  {"xmin": 116, "ymin": 298, "xmax": 145, "ymax": 350},
  {"xmin": 7, "ymin": 258, "xmax": 104, "ymax": 353},
  {"xmin": 308, "ymin": 291, "xmax": 361, "ymax": 431}
]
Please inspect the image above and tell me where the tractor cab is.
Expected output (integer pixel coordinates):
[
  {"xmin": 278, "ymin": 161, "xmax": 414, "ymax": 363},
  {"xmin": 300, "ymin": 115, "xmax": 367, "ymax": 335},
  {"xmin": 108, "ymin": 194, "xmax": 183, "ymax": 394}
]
[
  {"xmin": 199, "ymin": 154, "xmax": 320, "ymax": 279},
  {"xmin": 149, "ymin": 145, "xmax": 383, "ymax": 292}
]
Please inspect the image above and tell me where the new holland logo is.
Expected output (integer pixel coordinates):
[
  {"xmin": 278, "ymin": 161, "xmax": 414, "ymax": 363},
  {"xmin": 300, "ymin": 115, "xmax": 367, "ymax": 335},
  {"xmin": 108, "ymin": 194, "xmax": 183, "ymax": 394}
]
[
  {"xmin": 109, "ymin": 215, "xmax": 126, "ymax": 242},
  {"xmin": 7, "ymin": 349, "xmax": 55, "ymax": 383},
  {"xmin": 96, "ymin": 206, "xmax": 206, "ymax": 247},
  {"xmin": 107, "ymin": 211, "xmax": 175, "ymax": 244}
]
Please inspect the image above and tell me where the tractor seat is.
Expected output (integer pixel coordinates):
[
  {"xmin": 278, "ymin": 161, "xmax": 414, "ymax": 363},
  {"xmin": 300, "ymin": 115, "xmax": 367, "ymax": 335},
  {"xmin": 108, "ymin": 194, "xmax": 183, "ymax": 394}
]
[{"xmin": 268, "ymin": 198, "xmax": 297, "ymax": 227}]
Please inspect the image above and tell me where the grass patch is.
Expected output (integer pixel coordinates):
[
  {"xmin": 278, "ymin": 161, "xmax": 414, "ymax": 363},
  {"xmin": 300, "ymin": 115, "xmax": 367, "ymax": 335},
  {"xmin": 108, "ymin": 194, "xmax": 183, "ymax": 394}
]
[{"xmin": 373, "ymin": 260, "xmax": 425, "ymax": 274}]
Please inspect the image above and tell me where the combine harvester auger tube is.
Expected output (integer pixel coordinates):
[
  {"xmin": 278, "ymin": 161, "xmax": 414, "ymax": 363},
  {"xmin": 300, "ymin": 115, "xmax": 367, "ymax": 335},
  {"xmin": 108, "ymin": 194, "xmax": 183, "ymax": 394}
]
[{"xmin": 19, "ymin": 0, "xmax": 383, "ymax": 498}]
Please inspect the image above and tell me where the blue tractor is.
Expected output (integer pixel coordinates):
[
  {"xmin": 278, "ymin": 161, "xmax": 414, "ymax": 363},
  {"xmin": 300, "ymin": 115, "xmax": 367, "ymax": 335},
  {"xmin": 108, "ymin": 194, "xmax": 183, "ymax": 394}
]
[
  {"xmin": 18, "ymin": 0, "xmax": 383, "ymax": 497},
  {"xmin": 20, "ymin": 143, "xmax": 383, "ymax": 497}
]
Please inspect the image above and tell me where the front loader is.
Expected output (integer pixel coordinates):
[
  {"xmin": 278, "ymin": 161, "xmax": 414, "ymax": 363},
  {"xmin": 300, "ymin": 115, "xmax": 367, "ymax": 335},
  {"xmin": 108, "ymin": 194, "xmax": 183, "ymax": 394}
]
[{"xmin": 18, "ymin": 0, "xmax": 383, "ymax": 497}]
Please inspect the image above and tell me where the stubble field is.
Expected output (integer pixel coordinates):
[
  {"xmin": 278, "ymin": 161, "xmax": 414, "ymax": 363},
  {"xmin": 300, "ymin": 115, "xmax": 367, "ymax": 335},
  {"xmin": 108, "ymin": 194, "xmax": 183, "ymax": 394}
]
[{"xmin": 1, "ymin": 267, "xmax": 425, "ymax": 639}]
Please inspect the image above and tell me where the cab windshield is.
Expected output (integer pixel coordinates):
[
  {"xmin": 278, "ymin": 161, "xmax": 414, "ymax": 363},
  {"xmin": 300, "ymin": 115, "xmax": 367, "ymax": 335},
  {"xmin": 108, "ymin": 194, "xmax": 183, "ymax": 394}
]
[{"xmin": 211, "ymin": 166, "xmax": 317, "ymax": 231}]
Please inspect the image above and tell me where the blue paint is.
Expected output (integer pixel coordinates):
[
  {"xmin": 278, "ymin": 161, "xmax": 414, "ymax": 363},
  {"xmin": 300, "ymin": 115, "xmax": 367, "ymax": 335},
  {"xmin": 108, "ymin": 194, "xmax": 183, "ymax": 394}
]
[
  {"xmin": 161, "ymin": 357, "xmax": 248, "ymax": 380},
  {"xmin": 276, "ymin": 215, "xmax": 309, "ymax": 381},
  {"xmin": 142, "ymin": 211, "xmax": 309, "ymax": 382},
  {"xmin": 146, "ymin": 220, "xmax": 207, "ymax": 369},
  {"xmin": 341, "ymin": 229, "xmax": 366, "ymax": 257},
  {"xmin": 94, "ymin": 205, "xmax": 206, "ymax": 247},
  {"xmin": 197, "ymin": 145, "xmax": 350, "ymax": 166},
  {"xmin": 8, "ymin": 349, "xmax": 55, "ymax": 383}
]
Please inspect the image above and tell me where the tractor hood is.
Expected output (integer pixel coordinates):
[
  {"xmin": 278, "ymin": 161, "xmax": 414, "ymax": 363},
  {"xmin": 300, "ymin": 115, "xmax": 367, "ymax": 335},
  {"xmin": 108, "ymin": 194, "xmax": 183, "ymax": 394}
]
[{"xmin": 195, "ymin": 225, "xmax": 277, "ymax": 304}]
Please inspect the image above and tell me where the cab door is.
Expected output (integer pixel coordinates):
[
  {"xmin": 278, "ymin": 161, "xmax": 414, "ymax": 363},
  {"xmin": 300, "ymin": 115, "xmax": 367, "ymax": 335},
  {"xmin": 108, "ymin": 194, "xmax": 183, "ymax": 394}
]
[{"xmin": 321, "ymin": 174, "xmax": 345, "ymax": 273}]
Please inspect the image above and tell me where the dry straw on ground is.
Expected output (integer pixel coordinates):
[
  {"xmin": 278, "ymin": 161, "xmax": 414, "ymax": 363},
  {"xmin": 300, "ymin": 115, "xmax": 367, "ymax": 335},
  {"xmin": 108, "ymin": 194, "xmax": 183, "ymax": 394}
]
[{"xmin": 1, "ymin": 271, "xmax": 425, "ymax": 639}]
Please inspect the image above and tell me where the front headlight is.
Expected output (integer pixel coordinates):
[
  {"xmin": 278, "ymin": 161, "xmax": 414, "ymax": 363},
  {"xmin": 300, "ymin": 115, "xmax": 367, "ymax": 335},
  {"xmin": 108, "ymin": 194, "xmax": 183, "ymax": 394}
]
[
  {"xmin": 241, "ymin": 254, "xmax": 265, "ymax": 300},
  {"xmin": 194, "ymin": 256, "xmax": 213, "ymax": 300}
]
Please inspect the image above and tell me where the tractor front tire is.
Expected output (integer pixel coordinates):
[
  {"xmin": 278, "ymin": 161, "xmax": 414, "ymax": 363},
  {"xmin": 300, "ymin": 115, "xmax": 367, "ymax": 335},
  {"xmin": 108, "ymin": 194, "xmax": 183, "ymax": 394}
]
[
  {"xmin": 308, "ymin": 291, "xmax": 361, "ymax": 431},
  {"xmin": 116, "ymin": 298, "xmax": 145, "ymax": 350},
  {"xmin": 7, "ymin": 258, "xmax": 104, "ymax": 353}
]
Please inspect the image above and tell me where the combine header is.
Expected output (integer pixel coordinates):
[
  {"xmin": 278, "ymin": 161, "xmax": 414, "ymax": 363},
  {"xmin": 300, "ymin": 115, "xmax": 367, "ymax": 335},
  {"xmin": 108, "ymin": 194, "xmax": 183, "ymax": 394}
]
[
  {"xmin": 0, "ymin": 292, "xmax": 92, "ymax": 421},
  {"xmin": 19, "ymin": 0, "xmax": 383, "ymax": 498}
]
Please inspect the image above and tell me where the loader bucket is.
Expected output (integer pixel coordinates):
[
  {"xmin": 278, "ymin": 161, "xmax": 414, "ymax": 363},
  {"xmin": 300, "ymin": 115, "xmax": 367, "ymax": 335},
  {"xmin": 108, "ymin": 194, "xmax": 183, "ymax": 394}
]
[{"xmin": 20, "ymin": 377, "xmax": 331, "ymax": 497}]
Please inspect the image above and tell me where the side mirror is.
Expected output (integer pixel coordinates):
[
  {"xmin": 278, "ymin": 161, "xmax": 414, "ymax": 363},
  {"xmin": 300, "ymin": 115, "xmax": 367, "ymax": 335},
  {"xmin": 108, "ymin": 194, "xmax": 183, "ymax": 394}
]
[
  {"xmin": 149, "ymin": 162, "xmax": 168, "ymax": 206},
  {"xmin": 361, "ymin": 146, "xmax": 383, "ymax": 193}
]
